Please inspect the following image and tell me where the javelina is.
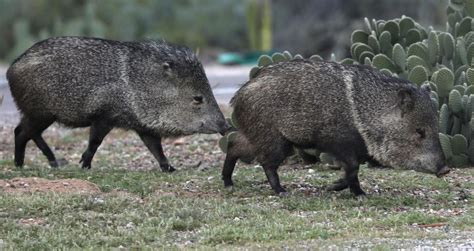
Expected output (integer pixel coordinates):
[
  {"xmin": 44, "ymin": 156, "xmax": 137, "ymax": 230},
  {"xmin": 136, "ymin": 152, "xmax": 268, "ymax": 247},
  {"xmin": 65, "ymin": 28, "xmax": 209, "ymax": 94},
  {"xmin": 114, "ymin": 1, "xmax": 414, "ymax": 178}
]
[
  {"xmin": 222, "ymin": 59, "xmax": 450, "ymax": 195},
  {"xmin": 7, "ymin": 36, "xmax": 228, "ymax": 170}
]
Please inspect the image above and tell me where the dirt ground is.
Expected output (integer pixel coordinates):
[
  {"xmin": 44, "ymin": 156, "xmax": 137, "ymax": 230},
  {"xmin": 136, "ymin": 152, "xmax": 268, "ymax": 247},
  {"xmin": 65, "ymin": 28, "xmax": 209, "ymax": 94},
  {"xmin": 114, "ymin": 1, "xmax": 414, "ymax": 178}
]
[{"xmin": 0, "ymin": 177, "xmax": 101, "ymax": 194}]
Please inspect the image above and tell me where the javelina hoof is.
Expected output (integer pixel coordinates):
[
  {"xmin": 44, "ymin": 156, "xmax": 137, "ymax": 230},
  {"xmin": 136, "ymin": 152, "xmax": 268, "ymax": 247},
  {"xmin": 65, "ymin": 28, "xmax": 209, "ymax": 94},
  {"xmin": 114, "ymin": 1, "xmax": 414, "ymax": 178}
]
[
  {"xmin": 79, "ymin": 158, "xmax": 91, "ymax": 169},
  {"xmin": 49, "ymin": 158, "xmax": 68, "ymax": 168},
  {"xmin": 273, "ymin": 186, "xmax": 287, "ymax": 195},
  {"xmin": 350, "ymin": 186, "xmax": 366, "ymax": 197},
  {"xmin": 223, "ymin": 178, "xmax": 233, "ymax": 187},
  {"xmin": 326, "ymin": 178, "xmax": 349, "ymax": 191},
  {"xmin": 327, "ymin": 179, "xmax": 366, "ymax": 196},
  {"xmin": 14, "ymin": 160, "xmax": 24, "ymax": 168},
  {"xmin": 161, "ymin": 165, "xmax": 176, "ymax": 172}
]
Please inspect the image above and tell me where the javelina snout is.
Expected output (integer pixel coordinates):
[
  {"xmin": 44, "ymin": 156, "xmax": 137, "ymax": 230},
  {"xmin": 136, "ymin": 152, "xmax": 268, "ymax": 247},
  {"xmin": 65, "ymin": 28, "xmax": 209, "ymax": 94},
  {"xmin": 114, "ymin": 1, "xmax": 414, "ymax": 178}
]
[
  {"xmin": 436, "ymin": 165, "xmax": 450, "ymax": 177},
  {"xmin": 193, "ymin": 97, "xmax": 230, "ymax": 135},
  {"xmin": 198, "ymin": 118, "xmax": 229, "ymax": 135}
]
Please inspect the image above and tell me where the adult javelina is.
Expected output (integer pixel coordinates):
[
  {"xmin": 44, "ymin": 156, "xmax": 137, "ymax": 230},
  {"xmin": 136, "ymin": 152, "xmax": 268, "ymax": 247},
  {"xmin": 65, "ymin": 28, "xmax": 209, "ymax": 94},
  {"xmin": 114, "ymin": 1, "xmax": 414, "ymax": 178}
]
[
  {"xmin": 7, "ymin": 36, "xmax": 228, "ymax": 170},
  {"xmin": 223, "ymin": 59, "xmax": 450, "ymax": 196}
]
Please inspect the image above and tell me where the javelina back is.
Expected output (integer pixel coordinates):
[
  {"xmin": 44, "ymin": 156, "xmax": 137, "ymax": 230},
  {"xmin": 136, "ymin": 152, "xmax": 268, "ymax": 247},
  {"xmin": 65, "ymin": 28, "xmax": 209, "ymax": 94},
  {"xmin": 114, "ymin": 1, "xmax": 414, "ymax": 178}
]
[
  {"xmin": 223, "ymin": 59, "xmax": 450, "ymax": 195},
  {"xmin": 7, "ymin": 36, "xmax": 228, "ymax": 170}
]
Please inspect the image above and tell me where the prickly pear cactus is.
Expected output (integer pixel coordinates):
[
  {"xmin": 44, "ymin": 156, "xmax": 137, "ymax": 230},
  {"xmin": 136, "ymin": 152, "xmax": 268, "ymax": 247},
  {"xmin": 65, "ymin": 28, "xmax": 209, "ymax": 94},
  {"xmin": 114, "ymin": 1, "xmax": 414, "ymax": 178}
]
[
  {"xmin": 341, "ymin": 1, "xmax": 474, "ymax": 167},
  {"xmin": 249, "ymin": 51, "xmax": 326, "ymax": 79},
  {"xmin": 224, "ymin": 1, "xmax": 474, "ymax": 168}
]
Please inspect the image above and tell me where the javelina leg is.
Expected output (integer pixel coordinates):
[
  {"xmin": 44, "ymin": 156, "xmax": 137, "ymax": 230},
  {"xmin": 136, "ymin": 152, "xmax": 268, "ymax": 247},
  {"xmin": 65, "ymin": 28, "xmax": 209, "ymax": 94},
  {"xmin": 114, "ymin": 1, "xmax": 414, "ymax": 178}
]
[
  {"xmin": 222, "ymin": 153, "xmax": 238, "ymax": 187},
  {"xmin": 14, "ymin": 118, "xmax": 57, "ymax": 167},
  {"xmin": 137, "ymin": 133, "xmax": 175, "ymax": 172},
  {"xmin": 14, "ymin": 124, "xmax": 28, "ymax": 167},
  {"xmin": 262, "ymin": 165, "xmax": 286, "ymax": 194},
  {"xmin": 33, "ymin": 135, "xmax": 62, "ymax": 167},
  {"xmin": 80, "ymin": 123, "xmax": 112, "ymax": 169},
  {"xmin": 327, "ymin": 160, "xmax": 365, "ymax": 196}
]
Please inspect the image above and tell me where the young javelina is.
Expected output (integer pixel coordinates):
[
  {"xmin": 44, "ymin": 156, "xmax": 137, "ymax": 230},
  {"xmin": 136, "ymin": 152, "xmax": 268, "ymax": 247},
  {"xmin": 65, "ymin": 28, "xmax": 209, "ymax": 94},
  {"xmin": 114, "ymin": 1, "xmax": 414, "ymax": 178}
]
[
  {"xmin": 7, "ymin": 36, "xmax": 229, "ymax": 170},
  {"xmin": 223, "ymin": 59, "xmax": 450, "ymax": 196}
]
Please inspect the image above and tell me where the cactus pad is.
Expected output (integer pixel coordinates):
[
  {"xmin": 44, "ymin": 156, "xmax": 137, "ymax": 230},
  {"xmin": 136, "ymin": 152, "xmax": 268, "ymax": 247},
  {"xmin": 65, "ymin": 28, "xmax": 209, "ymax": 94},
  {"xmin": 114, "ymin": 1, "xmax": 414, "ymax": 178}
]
[
  {"xmin": 392, "ymin": 43, "xmax": 406, "ymax": 70},
  {"xmin": 340, "ymin": 58, "xmax": 356, "ymax": 65},
  {"xmin": 449, "ymin": 89, "xmax": 464, "ymax": 114},
  {"xmin": 439, "ymin": 133, "xmax": 453, "ymax": 161},
  {"xmin": 407, "ymin": 55, "xmax": 430, "ymax": 71},
  {"xmin": 372, "ymin": 54, "xmax": 397, "ymax": 73},
  {"xmin": 358, "ymin": 51, "xmax": 374, "ymax": 63},
  {"xmin": 439, "ymin": 104, "xmax": 450, "ymax": 134},
  {"xmin": 406, "ymin": 29, "xmax": 422, "ymax": 45},
  {"xmin": 408, "ymin": 43, "xmax": 429, "ymax": 63},
  {"xmin": 368, "ymin": 35, "xmax": 381, "ymax": 54},
  {"xmin": 249, "ymin": 66, "xmax": 260, "ymax": 79},
  {"xmin": 434, "ymin": 68, "xmax": 455, "ymax": 98},
  {"xmin": 382, "ymin": 20, "xmax": 400, "ymax": 43},
  {"xmin": 399, "ymin": 17, "xmax": 415, "ymax": 37},
  {"xmin": 351, "ymin": 30, "xmax": 369, "ymax": 44},
  {"xmin": 452, "ymin": 134, "xmax": 468, "ymax": 155},
  {"xmin": 444, "ymin": 33, "xmax": 455, "ymax": 60},
  {"xmin": 451, "ymin": 154, "xmax": 469, "ymax": 167},
  {"xmin": 408, "ymin": 66, "xmax": 428, "ymax": 86},
  {"xmin": 283, "ymin": 51, "xmax": 293, "ymax": 60},
  {"xmin": 218, "ymin": 136, "xmax": 228, "ymax": 153},
  {"xmin": 457, "ymin": 17, "xmax": 472, "ymax": 37},
  {"xmin": 309, "ymin": 54, "xmax": 323, "ymax": 61},
  {"xmin": 271, "ymin": 53, "xmax": 286, "ymax": 63},
  {"xmin": 293, "ymin": 54, "xmax": 304, "ymax": 60},
  {"xmin": 379, "ymin": 31, "xmax": 392, "ymax": 54},
  {"xmin": 427, "ymin": 31, "xmax": 440, "ymax": 65},
  {"xmin": 257, "ymin": 55, "xmax": 272, "ymax": 67}
]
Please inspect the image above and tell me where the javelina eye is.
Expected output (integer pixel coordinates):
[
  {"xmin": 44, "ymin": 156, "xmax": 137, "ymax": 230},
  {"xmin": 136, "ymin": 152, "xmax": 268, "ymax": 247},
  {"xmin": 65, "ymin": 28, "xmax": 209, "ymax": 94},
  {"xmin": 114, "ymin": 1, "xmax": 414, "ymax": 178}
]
[
  {"xmin": 193, "ymin": 96, "xmax": 203, "ymax": 105},
  {"xmin": 416, "ymin": 128, "xmax": 426, "ymax": 139}
]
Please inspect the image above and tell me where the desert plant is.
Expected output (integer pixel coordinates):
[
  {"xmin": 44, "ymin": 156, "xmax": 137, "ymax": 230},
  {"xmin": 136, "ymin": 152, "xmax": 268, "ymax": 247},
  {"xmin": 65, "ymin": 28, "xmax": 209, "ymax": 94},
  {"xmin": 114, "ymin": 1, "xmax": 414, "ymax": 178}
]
[{"xmin": 338, "ymin": 0, "xmax": 474, "ymax": 167}]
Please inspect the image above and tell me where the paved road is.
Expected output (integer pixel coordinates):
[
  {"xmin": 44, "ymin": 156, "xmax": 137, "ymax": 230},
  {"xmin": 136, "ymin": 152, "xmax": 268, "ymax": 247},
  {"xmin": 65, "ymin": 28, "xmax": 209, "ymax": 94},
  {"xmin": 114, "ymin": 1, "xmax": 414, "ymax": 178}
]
[{"xmin": 0, "ymin": 64, "xmax": 250, "ymax": 126}]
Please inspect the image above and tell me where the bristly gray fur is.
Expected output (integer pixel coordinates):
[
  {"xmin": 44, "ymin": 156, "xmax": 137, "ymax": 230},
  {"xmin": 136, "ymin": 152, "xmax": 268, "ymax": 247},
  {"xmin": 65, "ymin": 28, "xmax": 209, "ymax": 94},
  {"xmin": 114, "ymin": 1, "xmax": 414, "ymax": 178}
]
[
  {"xmin": 228, "ymin": 59, "xmax": 446, "ymax": 180},
  {"xmin": 7, "ymin": 36, "xmax": 226, "ymax": 137},
  {"xmin": 7, "ymin": 36, "xmax": 229, "ymax": 170}
]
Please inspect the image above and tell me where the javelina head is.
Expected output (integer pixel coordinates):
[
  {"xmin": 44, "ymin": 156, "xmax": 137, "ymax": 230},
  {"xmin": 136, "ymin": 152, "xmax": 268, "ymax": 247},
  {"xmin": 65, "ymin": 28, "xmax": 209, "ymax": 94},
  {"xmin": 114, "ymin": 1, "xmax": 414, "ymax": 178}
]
[
  {"xmin": 129, "ymin": 41, "xmax": 228, "ymax": 136},
  {"xmin": 355, "ymin": 82, "xmax": 448, "ymax": 177}
]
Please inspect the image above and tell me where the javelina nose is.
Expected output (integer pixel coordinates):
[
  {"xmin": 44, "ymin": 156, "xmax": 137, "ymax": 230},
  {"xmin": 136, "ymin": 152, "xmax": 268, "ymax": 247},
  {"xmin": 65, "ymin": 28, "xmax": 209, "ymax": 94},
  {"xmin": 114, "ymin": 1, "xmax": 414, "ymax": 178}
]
[
  {"xmin": 218, "ymin": 120, "xmax": 231, "ymax": 136},
  {"xmin": 436, "ymin": 165, "xmax": 450, "ymax": 177}
]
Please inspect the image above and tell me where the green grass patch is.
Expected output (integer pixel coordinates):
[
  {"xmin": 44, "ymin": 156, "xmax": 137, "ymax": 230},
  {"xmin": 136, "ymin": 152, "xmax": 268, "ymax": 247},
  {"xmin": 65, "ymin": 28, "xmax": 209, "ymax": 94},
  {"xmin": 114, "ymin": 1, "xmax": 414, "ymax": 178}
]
[{"xmin": 0, "ymin": 129, "xmax": 472, "ymax": 249}]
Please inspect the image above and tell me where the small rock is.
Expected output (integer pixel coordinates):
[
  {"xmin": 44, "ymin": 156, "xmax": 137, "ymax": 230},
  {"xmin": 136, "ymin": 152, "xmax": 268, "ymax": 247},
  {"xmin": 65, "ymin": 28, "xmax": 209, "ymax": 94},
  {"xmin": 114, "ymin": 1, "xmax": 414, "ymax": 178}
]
[
  {"xmin": 308, "ymin": 169, "xmax": 315, "ymax": 174},
  {"xmin": 92, "ymin": 197, "xmax": 105, "ymax": 204},
  {"xmin": 125, "ymin": 222, "xmax": 135, "ymax": 229}
]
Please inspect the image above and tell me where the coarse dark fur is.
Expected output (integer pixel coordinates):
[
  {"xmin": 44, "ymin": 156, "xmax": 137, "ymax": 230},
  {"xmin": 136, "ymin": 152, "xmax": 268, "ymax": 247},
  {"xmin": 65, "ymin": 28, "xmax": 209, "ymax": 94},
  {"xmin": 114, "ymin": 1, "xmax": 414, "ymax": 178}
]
[
  {"xmin": 223, "ymin": 59, "xmax": 448, "ymax": 195},
  {"xmin": 7, "ymin": 36, "xmax": 228, "ymax": 170}
]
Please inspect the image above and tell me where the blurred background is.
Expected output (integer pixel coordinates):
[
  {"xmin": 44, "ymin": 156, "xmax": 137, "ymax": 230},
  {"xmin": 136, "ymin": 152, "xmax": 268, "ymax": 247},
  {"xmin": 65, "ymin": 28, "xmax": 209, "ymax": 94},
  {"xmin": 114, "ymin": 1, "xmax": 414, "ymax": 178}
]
[
  {"xmin": 0, "ymin": 0, "xmax": 448, "ymax": 63},
  {"xmin": 0, "ymin": 0, "xmax": 449, "ymax": 117}
]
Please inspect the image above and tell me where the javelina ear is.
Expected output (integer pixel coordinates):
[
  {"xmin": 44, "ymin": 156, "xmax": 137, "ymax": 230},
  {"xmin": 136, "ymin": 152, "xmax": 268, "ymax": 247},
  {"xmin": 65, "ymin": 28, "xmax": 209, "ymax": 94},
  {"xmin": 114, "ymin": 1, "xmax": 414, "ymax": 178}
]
[
  {"xmin": 397, "ymin": 88, "xmax": 415, "ymax": 117},
  {"xmin": 420, "ymin": 84, "xmax": 431, "ymax": 93},
  {"xmin": 162, "ymin": 62, "xmax": 173, "ymax": 76}
]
